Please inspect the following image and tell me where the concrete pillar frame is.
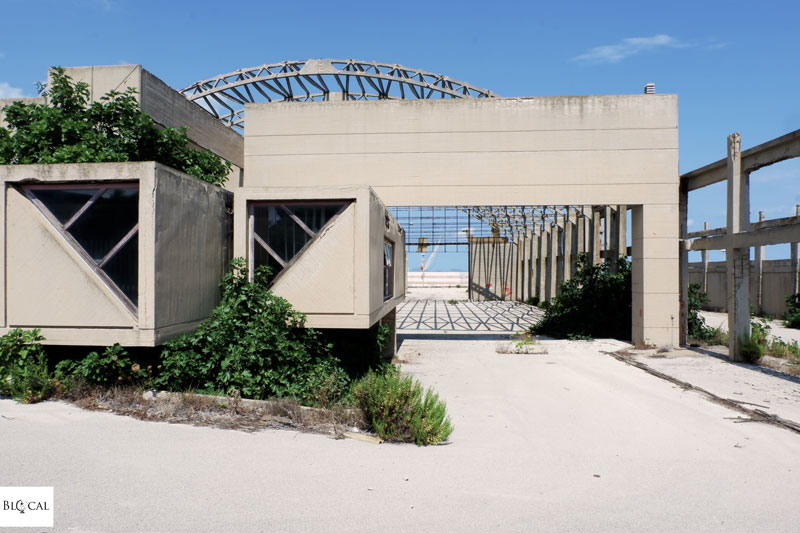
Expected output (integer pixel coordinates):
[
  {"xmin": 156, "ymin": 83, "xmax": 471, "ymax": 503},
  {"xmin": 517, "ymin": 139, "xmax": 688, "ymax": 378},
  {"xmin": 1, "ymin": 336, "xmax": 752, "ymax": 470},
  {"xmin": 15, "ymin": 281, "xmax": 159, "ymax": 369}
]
[{"xmin": 726, "ymin": 133, "xmax": 751, "ymax": 361}]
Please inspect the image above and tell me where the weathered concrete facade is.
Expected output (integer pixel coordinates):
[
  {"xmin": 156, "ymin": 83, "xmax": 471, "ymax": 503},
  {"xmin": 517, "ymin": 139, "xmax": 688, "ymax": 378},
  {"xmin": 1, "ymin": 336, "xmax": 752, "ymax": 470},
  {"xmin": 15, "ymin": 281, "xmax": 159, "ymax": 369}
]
[
  {"xmin": 232, "ymin": 186, "xmax": 405, "ymax": 329},
  {"xmin": 0, "ymin": 162, "xmax": 232, "ymax": 346},
  {"xmin": 2, "ymin": 61, "xmax": 685, "ymax": 348},
  {"xmin": 244, "ymin": 96, "xmax": 680, "ymax": 346}
]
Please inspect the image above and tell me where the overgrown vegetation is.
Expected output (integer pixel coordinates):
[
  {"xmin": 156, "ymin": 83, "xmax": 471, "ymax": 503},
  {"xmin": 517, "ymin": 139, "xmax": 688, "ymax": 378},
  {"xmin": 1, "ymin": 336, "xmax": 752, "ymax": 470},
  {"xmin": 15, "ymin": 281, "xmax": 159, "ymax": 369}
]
[
  {"xmin": 55, "ymin": 344, "xmax": 147, "ymax": 388},
  {"xmin": 685, "ymin": 283, "xmax": 728, "ymax": 345},
  {"xmin": 153, "ymin": 258, "xmax": 348, "ymax": 406},
  {"xmin": 531, "ymin": 254, "xmax": 631, "ymax": 341},
  {"xmin": 0, "ymin": 329, "xmax": 53, "ymax": 403},
  {"xmin": 352, "ymin": 367, "xmax": 453, "ymax": 445},
  {"xmin": 739, "ymin": 317, "xmax": 800, "ymax": 365},
  {"xmin": 784, "ymin": 293, "xmax": 800, "ymax": 329},
  {"xmin": 0, "ymin": 68, "xmax": 230, "ymax": 185},
  {"xmin": 0, "ymin": 260, "xmax": 453, "ymax": 445}
]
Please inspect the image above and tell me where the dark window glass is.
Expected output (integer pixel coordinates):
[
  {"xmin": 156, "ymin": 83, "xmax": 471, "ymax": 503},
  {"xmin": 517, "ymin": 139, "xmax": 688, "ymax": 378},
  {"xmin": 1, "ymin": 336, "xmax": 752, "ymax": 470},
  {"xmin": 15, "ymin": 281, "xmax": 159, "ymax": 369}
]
[
  {"xmin": 27, "ymin": 185, "xmax": 139, "ymax": 309},
  {"xmin": 251, "ymin": 202, "xmax": 346, "ymax": 281},
  {"xmin": 67, "ymin": 188, "xmax": 138, "ymax": 262},
  {"xmin": 34, "ymin": 188, "xmax": 100, "ymax": 225},
  {"xmin": 102, "ymin": 233, "xmax": 138, "ymax": 305},
  {"xmin": 287, "ymin": 205, "xmax": 345, "ymax": 233},
  {"xmin": 384, "ymin": 242, "xmax": 394, "ymax": 301}
]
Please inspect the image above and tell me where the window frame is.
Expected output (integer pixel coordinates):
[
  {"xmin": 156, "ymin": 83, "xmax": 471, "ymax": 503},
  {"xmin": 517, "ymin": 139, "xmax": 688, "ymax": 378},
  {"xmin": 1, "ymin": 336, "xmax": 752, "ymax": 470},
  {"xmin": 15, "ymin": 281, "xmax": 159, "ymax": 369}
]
[
  {"xmin": 384, "ymin": 240, "xmax": 394, "ymax": 301},
  {"xmin": 247, "ymin": 200, "xmax": 350, "ymax": 284},
  {"xmin": 19, "ymin": 182, "xmax": 140, "ymax": 314}
]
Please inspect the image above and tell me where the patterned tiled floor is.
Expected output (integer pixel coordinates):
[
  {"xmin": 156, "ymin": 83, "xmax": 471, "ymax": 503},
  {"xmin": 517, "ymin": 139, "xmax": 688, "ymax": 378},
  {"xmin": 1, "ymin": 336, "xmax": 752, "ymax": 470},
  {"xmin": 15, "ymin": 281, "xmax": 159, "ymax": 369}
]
[{"xmin": 396, "ymin": 299, "xmax": 543, "ymax": 332}]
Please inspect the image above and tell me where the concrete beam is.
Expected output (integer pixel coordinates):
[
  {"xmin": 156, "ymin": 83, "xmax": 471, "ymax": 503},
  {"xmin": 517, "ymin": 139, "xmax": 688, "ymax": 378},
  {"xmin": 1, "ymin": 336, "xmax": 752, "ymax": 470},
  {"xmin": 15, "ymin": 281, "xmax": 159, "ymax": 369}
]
[
  {"xmin": 689, "ymin": 222, "xmax": 800, "ymax": 250},
  {"xmin": 682, "ymin": 128, "xmax": 800, "ymax": 191}
]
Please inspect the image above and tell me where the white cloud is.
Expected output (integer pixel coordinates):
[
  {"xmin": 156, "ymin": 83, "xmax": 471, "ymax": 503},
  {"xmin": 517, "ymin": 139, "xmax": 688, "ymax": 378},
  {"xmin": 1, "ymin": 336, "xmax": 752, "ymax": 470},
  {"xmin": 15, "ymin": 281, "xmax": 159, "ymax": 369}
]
[
  {"xmin": 0, "ymin": 82, "xmax": 24, "ymax": 99},
  {"xmin": 573, "ymin": 34, "xmax": 689, "ymax": 64}
]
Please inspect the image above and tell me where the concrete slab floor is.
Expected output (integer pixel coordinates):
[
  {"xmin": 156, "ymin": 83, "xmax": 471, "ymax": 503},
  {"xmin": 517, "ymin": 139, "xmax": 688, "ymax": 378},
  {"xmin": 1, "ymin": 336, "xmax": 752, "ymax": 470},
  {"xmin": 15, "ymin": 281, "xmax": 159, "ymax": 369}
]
[
  {"xmin": 3, "ymin": 337, "xmax": 800, "ymax": 530},
  {"xmin": 397, "ymin": 293, "xmax": 543, "ymax": 333}
]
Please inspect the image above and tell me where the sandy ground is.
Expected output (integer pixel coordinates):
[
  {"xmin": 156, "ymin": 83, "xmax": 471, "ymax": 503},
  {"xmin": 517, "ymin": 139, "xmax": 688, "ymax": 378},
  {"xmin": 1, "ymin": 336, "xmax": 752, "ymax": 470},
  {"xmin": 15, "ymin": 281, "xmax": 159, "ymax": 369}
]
[
  {"xmin": 700, "ymin": 311, "xmax": 800, "ymax": 344},
  {"xmin": 3, "ymin": 336, "xmax": 800, "ymax": 531},
  {"xmin": 404, "ymin": 286, "xmax": 470, "ymax": 301}
]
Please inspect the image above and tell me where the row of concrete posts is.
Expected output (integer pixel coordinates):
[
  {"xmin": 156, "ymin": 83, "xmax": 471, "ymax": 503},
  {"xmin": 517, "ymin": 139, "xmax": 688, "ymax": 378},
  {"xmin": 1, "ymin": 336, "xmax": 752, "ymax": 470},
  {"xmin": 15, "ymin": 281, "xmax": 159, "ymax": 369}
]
[{"xmin": 468, "ymin": 205, "xmax": 628, "ymax": 302}]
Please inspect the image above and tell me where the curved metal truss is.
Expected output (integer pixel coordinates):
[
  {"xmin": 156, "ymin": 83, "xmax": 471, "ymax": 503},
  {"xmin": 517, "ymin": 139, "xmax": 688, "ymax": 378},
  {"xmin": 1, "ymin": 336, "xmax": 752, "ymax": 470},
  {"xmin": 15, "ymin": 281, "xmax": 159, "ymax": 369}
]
[{"xmin": 179, "ymin": 58, "xmax": 497, "ymax": 132}]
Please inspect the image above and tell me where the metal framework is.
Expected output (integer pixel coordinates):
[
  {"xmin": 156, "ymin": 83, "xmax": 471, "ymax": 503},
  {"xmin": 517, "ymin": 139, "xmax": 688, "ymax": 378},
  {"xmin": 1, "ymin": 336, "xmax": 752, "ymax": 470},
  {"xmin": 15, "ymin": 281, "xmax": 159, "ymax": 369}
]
[
  {"xmin": 179, "ymin": 58, "xmax": 497, "ymax": 132},
  {"xmin": 389, "ymin": 205, "xmax": 601, "ymax": 252}
]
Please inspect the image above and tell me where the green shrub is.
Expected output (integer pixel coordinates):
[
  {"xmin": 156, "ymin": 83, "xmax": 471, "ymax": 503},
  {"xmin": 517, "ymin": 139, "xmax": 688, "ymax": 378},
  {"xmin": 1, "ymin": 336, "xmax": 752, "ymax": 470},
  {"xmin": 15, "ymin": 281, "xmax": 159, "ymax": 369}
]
[
  {"xmin": 154, "ymin": 258, "xmax": 348, "ymax": 405},
  {"xmin": 0, "ymin": 329, "xmax": 53, "ymax": 403},
  {"xmin": 526, "ymin": 295, "xmax": 539, "ymax": 306},
  {"xmin": 687, "ymin": 283, "xmax": 714, "ymax": 342},
  {"xmin": 784, "ymin": 293, "xmax": 800, "ymax": 329},
  {"xmin": 531, "ymin": 254, "xmax": 631, "ymax": 341},
  {"xmin": 739, "ymin": 332, "xmax": 764, "ymax": 364},
  {"xmin": 0, "ymin": 68, "xmax": 230, "ymax": 185},
  {"xmin": 352, "ymin": 367, "xmax": 453, "ymax": 445},
  {"xmin": 56, "ymin": 344, "xmax": 146, "ymax": 387}
]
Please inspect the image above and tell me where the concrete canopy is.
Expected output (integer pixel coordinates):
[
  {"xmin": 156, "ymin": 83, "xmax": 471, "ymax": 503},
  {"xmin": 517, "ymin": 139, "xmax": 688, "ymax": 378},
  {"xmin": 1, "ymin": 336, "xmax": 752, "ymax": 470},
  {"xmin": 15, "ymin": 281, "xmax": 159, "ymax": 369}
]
[{"xmin": 241, "ymin": 94, "xmax": 680, "ymax": 346}]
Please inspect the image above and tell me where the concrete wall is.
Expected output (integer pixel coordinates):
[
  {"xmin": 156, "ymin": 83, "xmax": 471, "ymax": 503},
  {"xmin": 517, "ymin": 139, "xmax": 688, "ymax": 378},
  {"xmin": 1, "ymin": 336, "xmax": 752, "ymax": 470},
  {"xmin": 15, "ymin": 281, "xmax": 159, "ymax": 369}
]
[
  {"xmin": 243, "ymin": 95, "xmax": 677, "ymax": 206},
  {"xmin": 689, "ymin": 260, "xmax": 796, "ymax": 317},
  {"xmin": 59, "ymin": 65, "xmax": 244, "ymax": 173},
  {"xmin": 0, "ymin": 162, "xmax": 232, "ymax": 346},
  {"xmin": 152, "ymin": 165, "xmax": 233, "ymax": 333},
  {"xmin": 232, "ymin": 186, "xmax": 405, "ymax": 329},
  {"xmin": 244, "ymin": 96, "xmax": 679, "ymax": 345}
]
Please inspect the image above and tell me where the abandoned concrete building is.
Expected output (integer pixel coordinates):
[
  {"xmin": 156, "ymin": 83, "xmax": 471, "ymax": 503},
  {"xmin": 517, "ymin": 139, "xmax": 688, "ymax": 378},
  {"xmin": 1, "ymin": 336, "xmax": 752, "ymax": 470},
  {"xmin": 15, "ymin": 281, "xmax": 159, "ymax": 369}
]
[{"xmin": 6, "ymin": 60, "xmax": 791, "ymax": 355}]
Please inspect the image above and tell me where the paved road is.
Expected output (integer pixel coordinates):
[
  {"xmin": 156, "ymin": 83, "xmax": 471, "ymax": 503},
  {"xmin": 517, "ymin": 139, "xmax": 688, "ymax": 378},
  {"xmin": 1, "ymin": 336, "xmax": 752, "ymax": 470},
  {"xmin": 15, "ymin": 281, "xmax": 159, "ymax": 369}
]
[{"xmin": 3, "ymin": 337, "xmax": 800, "ymax": 531}]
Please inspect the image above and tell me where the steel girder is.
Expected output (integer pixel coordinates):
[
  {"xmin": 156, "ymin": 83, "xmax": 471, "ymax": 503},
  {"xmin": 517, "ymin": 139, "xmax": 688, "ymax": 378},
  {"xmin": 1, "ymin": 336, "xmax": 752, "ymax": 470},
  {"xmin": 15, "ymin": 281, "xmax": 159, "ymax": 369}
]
[{"xmin": 179, "ymin": 58, "xmax": 497, "ymax": 133}]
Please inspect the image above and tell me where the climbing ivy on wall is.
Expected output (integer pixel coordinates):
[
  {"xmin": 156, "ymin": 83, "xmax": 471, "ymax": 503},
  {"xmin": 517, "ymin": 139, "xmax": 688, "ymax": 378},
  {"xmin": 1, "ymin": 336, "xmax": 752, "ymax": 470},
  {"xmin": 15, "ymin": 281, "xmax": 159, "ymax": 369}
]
[{"xmin": 0, "ymin": 67, "xmax": 230, "ymax": 186}]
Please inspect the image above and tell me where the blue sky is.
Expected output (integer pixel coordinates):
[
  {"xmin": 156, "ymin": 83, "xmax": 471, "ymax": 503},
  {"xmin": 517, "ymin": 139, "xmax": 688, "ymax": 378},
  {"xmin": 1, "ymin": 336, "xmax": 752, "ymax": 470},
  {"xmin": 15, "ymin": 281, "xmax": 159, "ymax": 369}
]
[{"xmin": 1, "ymin": 0, "xmax": 798, "ymax": 269}]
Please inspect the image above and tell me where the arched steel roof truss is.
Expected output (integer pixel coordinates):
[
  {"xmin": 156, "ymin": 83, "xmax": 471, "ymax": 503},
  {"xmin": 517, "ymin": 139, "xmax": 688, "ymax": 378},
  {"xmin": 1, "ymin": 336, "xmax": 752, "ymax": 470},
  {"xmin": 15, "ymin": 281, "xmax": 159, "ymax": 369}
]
[{"xmin": 179, "ymin": 59, "xmax": 497, "ymax": 133}]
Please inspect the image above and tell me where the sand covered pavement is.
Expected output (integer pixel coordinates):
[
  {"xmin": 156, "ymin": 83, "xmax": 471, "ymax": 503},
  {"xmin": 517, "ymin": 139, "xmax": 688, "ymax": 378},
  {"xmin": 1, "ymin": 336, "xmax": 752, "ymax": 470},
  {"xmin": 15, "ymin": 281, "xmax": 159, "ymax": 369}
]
[{"xmin": 3, "ymin": 336, "xmax": 800, "ymax": 530}]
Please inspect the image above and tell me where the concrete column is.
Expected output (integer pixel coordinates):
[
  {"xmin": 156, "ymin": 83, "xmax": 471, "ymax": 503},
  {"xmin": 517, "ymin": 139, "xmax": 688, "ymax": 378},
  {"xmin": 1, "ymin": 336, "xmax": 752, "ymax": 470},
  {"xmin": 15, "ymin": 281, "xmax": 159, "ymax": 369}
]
[
  {"xmin": 592, "ymin": 207, "xmax": 602, "ymax": 265},
  {"xmin": 754, "ymin": 211, "xmax": 765, "ymax": 314},
  {"xmin": 679, "ymin": 182, "xmax": 689, "ymax": 345},
  {"xmin": 576, "ymin": 208, "xmax": 586, "ymax": 257},
  {"xmin": 617, "ymin": 205, "xmax": 627, "ymax": 258},
  {"xmin": 539, "ymin": 227, "xmax": 549, "ymax": 301},
  {"xmin": 792, "ymin": 205, "xmax": 800, "ymax": 295},
  {"xmin": 701, "ymin": 221, "xmax": 709, "ymax": 293},
  {"xmin": 525, "ymin": 230, "xmax": 534, "ymax": 301},
  {"xmin": 549, "ymin": 222, "xmax": 559, "ymax": 299},
  {"xmin": 726, "ymin": 133, "xmax": 751, "ymax": 362},
  {"xmin": 631, "ymin": 203, "xmax": 680, "ymax": 347},
  {"xmin": 531, "ymin": 230, "xmax": 540, "ymax": 300},
  {"xmin": 563, "ymin": 208, "xmax": 574, "ymax": 281}
]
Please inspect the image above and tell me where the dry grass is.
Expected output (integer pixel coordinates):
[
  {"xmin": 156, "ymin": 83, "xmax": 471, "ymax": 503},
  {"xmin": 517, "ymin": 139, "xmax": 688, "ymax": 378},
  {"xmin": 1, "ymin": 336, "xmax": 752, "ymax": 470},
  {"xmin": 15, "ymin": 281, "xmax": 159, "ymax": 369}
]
[{"xmin": 58, "ymin": 385, "xmax": 366, "ymax": 437}]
